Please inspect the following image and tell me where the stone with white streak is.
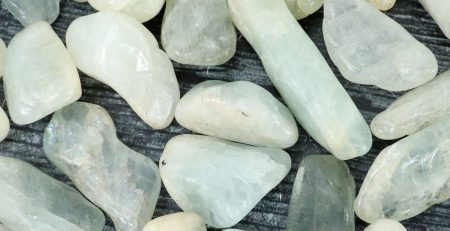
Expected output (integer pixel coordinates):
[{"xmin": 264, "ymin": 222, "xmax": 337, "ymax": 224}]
[
  {"xmin": 87, "ymin": 0, "xmax": 164, "ymax": 22},
  {"xmin": 143, "ymin": 212, "xmax": 207, "ymax": 231},
  {"xmin": 364, "ymin": 219, "xmax": 406, "ymax": 231},
  {"xmin": 3, "ymin": 0, "xmax": 60, "ymax": 26},
  {"xmin": 367, "ymin": 0, "xmax": 396, "ymax": 11},
  {"xmin": 284, "ymin": 0, "xmax": 323, "ymax": 19},
  {"xmin": 419, "ymin": 0, "xmax": 450, "ymax": 40}
]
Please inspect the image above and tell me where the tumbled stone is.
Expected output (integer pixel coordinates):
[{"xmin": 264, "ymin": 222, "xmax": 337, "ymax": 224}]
[
  {"xmin": 368, "ymin": 0, "xmax": 396, "ymax": 11},
  {"xmin": 3, "ymin": 0, "xmax": 60, "ymax": 26},
  {"xmin": 284, "ymin": 0, "xmax": 323, "ymax": 19},
  {"xmin": 160, "ymin": 134, "xmax": 291, "ymax": 228},
  {"xmin": 0, "ymin": 108, "xmax": 10, "ymax": 142},
  {"xmin": 87, "ymin": 0, "xmax": 164, "ymax": 22},
  {"xmin": 420, "ymin": 0, "xmax": 450, "ymax": 39},
  {"xmin": 323, "ymin": 0, "xmax": 438, "ymax": 91},
  {"xmin": 287, "ymin": 155, "xmax": 355, "ymax": 231},
  {"xmin": 175, "ymin": 80, "xmax": 298, "ymax": 148},
  {"xmin": 43, "ymin": 102, "xmax": 161, "ymax": 231},
  {"xmin": 0, "ymin": 38, "xmax": 5, "ymax": 77},
  {"xmin": 228, "ymin": 0, "xmax": 372, "ymax": 160},
  {"xmin": 355, "ymin": 118, "xmax": 450, "ymax": 223},
  {"xmin": 0, "ymin": 156, "xmax": 105, "ymax": 230},
  {"xmin": 371, "ymin": 70, "xmax": 450, "ymax": 140},
  {"xmin": 4, "ymin": 22, "xmax": 81, "ymax": 125},
  {"xmin": 364, "ymin": 219, "xmax": 406, "ymax": 231},
  {"xmin": 143, "ymin": 212, "xmax": 206, "ymax": 231},
  {"xmin": 66, "ymin": 11, "xmax": 180, "ymax": 129}
]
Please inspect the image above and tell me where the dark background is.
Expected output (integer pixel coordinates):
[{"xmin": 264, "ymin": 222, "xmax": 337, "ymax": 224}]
[{"xmin": 0, "ymin": 0, "xmax": 449, "ymax": 230}]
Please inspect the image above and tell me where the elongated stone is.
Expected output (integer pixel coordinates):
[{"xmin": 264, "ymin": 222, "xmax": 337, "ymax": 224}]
[
  {"xmin": 355, "ymin": 118, "xmax": 450, "ymax": 223},
  {"xmin": 0, "ymin": 38, "xmax": 5, "ymax": 77},
  {"xmin": 160, "ymin": 134, "xmax": 291, "ymax": 228},
  {"xmin": 420, "ymin": 0, "xmax": 450, "ymax": 39},
  {"xmin": 66, "ymin": 11, "xmax": 180, "ymax": 129},
  {"xmin": 44, "ymin": 102, "xmax": 161, "ymax": 231},
  {"xmin": 3, "ymin": 0, "xmax": 60, "ymax": 26},
  {"xmin": 364, "ymin": 219, "xmax": 406, "ymax": 231},
  {"xmin": 284, "ymin": 0, "xmax": 323, "ymax": 19},
  {"xmin": 228, "ymin": 0, "xmax": 372, "ymax": 160},
  {"xmin": 87, "ymin": 0, "xmax": 164, "ymax": 22},
  {"xmin": 0, "ymin": 157, "xmax": 105, "ymax": 231},
  {"xmin": 175, "ymin": 80, "xmax": 298, "ymax": 148},
  {"xmin": 143, "ymin": 212, "xmax": 206, "ymax": 231},
  {"xmin": 161, "ymin": 0, "xmax": 237, "ymax": 65},
  {"xmin": 371, "ymin": 70, "xmax": 450, "ymax": 140},
  {"xmin": 367, "ymin": 0, "xmax": 396, "ymax": 11},
  {"xmin": 4, "ymin": 22, "xmax": 81, "ymax": 125},
  {"xmin": 287, "ymin": 155, "xmax": 355, "ymax": 231},
  {"xmin": 323, "ymin": 0, "xmax": 438, "ymax": 91}
]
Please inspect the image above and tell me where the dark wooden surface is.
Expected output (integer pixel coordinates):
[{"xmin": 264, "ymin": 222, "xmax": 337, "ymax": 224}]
[{"xmin": 0, "ymin": 0, "xmax": 449, "ymax": 230}]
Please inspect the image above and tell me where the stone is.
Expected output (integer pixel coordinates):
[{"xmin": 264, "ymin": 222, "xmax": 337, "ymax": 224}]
[
  {"xmin": 43, "ymin": 102, "xmax": 161, "ymax": 231},
  {"xmin": 284, "ymin": 0, "xmax": 323, "ymax": 19},
  {"xmin": 3, "ymin": 0, "xmax": 60, "ymax": 26},
  {"xmin": 66, "ymin": 11, "xmax": 180, "ymax": 129},
  {"xmin": 323, "ymin": 0, "xmax": 438, "ymax": 91},
  {"xmin": 355, "ymin": 118, "xmax": 450, "ymax": 223},
  {"xmin": 0, "ymin": 156, "xmax": 105, "ymax": 230},
  {"xmin": 175, "ymin": 80, "xmax": 298, "ymax": 148},
  {"xmin": 0, "ymin": 108, "xmax": 10, "ymax": 142},
  {"xmin": 371, "ymin": 70, "xmax": 450, "ymax": 140},
  {"xmin": 160, "ymin": 134, "xmax": 291, "ymax": 228},
  {"xmin": 4, "ymin": 22, "xmax": 81, "ymax": 125},
  {"xmin": 0, "ymin": 38, "xmax": 5, "ymax": 77},
  {"xmin": 364, "ymin": 219, "xmax": 406, "ymax": 231},
  {"xmin": 228, "ymin": 0, "xmax": 372, "ymax": 160},
  {"xmin": 368, "ymin": 0, "xmax": 396, "ymax": 11},
  {"xmin": 161, "ymin": 0, "xmax": 237, "ymax": 66},
  {"xmin": 87, "ymin": 0, "xmax": 164, "ymax": 22},
  {"xmin": 287, "ymin": 155, "xmax": 355, "ymax": 231},
  {"xmin": 420, "ymin": 0, "xmax": 450, "ymax": 40},
  {"xmin": 143, "ymin": 212, "xmax": 207, "ymax": 231}
]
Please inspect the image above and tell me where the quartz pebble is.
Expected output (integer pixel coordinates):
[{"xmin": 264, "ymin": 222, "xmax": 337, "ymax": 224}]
[
  {"xmin": 4, "ymin": 22, "xmax": 81, "ymax": 125},
  {"xmin": 0, "ymin": 38, "xmax": 5, "ymax": 77},
  {"xmin": 419, "ymin": 0, "xmax": 450, "ymax": 39},
  {"xmin": 364, "ymin": 219, "xmax": 406, "ymax": 231},
  {"xmin": 0, "ymin": 156, "xmax": 105, "ymax": 231},
  {"xmin": 355, "ymin": 118, "xmax": 450, "ymax": 223},
  {"xmin": 87, "ymin": 0, "xmax": 164, "ymax": 22},
  {"xmin": 175, "ymin": 80, "xmax": 298, "ymax": 148},
  {"xmin": 323, "ymin": 0, "xmax": 438, "ymax": 91},
  {"xmin": 143, "ymin": 212, "xmax": 206, "ymax": 231},
  {"xmin": 284, "ymin": 0, "xmax": 323, "ymax": 19},
  {"xmin": 44, "ymin": 102, "xmax": 161, "ymax": 231},
  {"xmin": 368, "ymin": 0, "xmax": 396, "ymax": 11},
  {"xmin": 3, "ymin": 0, "xmax": 60, "ymax": 26},
  {"xmin": 161, "ymin": 0, "xmax": 237, "ymax": 65},
  {"xmin": 0, "ymin": 108, "xmax": 10, "ymax": 142},
  {"xmin": 66, "ymin": 11, "xmax": 180, "ymax": 129},
  {"xmin": 160, "ymin": 134, "xmax": 291, "ymax": 228},
  {"xmin": 228, "ymin": 0, "xmax": 372, "ymax": 160}
]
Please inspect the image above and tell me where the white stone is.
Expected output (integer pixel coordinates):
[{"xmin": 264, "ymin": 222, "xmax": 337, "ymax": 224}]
[
  {"xmin": 364, "ymin": 219, "xmax": 406, "ymax": 231},
  {"xmin": 228, "ymin": 0, "xmax": 372, "ymax": 160},
  {"xmin": 87, "ymin": 0, "xmax": 164, "ymax": 22},
  {"xmin": 175, "ymin": 80, "xmax": 298, "ymax": 148},
  {"xmin": 371, "ymin": 70, "xmax": 450, "ymax": 140},
  {"xmin": 66, "ymin": 11, "xmax": 180, "ymax": 129},
  {"xmin": 3, "ymin": 0, "xmax": 60, "ymax": 26},
  {"xmin": 0, "ymin": 107, "xmax": 10, "ymax": 142},
  {"xmin": 44, "ymin": 102, "xmax": 161, "ymax": 231},
  {"xmin": 420, "ymin": 0, "xmax": 450, "ymax": 40},
  {"xmin": 368, "ymin": 0, "xmax": 396, "ymax": 11},
  {"xmin": 284, "ymin": 0, "xmax": 323, "ymax": 19},
  {"xmin": 143, "ymin": 212, "xmax": 206, "ymax": 231},
  {"xmin": 160, "ymin": 134, "xmax": 291, "ymax": 228},
  {"xmin": 4, "ymin": 22, "xmax": 81, "ymax": 125},
  {"xmin": 0, "ymin": 38, "xmax": 5, "ymax": 77},
  {"xmin": 323, "ymin": 0, "xmax": 438, "ymax": 91}
]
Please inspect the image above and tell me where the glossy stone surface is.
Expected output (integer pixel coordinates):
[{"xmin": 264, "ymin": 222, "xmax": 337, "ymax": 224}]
[
  {"xmin": 368, "ymin": 0, "xmax": 396, "ymax": 11},
  {"xmin": 0, "ymin": 108, "xmax": 10, "ymax": 142},
  {"xmin": 420, "ymin": 0, "xmax": 450, "ymax": 39},
  {"xmin": 0, "ymin": 156, "xmax": 105, "ymax": 231},
  {"xmin": 66, "ymin": 11, "xmax": 180, "ymax": 129},
  {"xmin": 87, "ymin": 0, "xmax": 164, "ymax": 22},
  {"xmin": 287, "ymin": 155, "xmax": 355, "ymax": 231},
  {"xmin": 175, "ymin": 80, "xmax": 298, "ymax": 148},
  {"xmin": 160, "ymin": 135, "xmax": 291, "ymax": 228},
  {"xmin": 161, "ymin": 0, "xmax": 237, "ymax": 65},
  {"xmin": 365, "ymin": 219, "xmax": 406, "ymax": 231},
  {"xmin": 143, "ymin": 212, "xmax": 207, "ymax": 231},
  {"xmin": 3, "ymin": 0, "xmax": 60, "ymax": 26},
  {"xmin": 355, "ymin": 119, "xmax": 450, "ymax": 223},
  {"xmin": 44, "ymin": 102, "xmax": 161, "ymax": 231},
  {"xmin": 0, "ymin": 38, "xmax": 5, "ymax": 77},
  {"xmin": 228, "ymin": 0, "xmax": 372, "ymax": 160},
  {"xmin": 371, "ymin": 70, "xmax": 450, "ymax": 140},
  {"xmin": 284, "ymin": 0, "xmax": 323, "ymax": 19},
  {"xmin": 4, "ymin": 22, "xmax": 81, "ymax": 125},
  {"xmin": 323, "ymin": 0, "xmax": 438, "ymax": 91}
]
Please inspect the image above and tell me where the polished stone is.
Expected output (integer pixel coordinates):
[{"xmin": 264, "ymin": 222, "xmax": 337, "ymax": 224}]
[
  {"xmin": 284, "ymin": 0, "xmax": 323, "ymax": 19},
  {"xmin": 0, "ymin": 38, "xmax": 5, "ymax": 77},
  {"xmin": 364, "ymin": 219, "xmax": 406, "ymax": 231},
  {"xmin": 368, "ymin": 0, "xmax": 396, "ymax": 11},
  {"xmin": 87, "ymin": 0, "xmax": 164, "ymax": 22},
  {"xmin": 143, "ymin": 212, "xmax": 206, "ymax": 231},
  {"xmin": 0, "ymin": 107, "xmax": 10, "ymax": 142},
  {"xmin": 420, "ymin": 0, "xmax": 450, "ymax": 39},
  {"xmin": 3, "ymin": 0, "xmax": 60, "ymax": 26}
]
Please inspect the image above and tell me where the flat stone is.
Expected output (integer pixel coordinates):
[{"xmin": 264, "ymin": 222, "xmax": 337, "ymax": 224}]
[
  {"xmin": 87, "ymin": 0, "xmax": 164, "ymax": 22},
  {"xmin": 3, "ymin": 0, "xmax": 60, "ymax": 26},
  {"xmin": 364, "ymin": 219, "xmax": 406, "ymax": 231},
  {"xmin": 323, "ymin": 0, "xmax": 438, "ymax": 91},
  {"xmin": 371, "ymin": 70, "xmax": 450, "ymax": 140},
  {"xmin": 175, "ymin": 80, "xmax": 298, "ymax": 148},
  {"xmin": 284, "ymin": 0, "xmax": 323, "ymax": 19},
  {"xmin": 420, "ymin": 0, "xmax": 450, "ymax": 39},
  {"xmin": 0, "ymin": 38, "xmax": 5, "ymax": 77},
  {"xmin": 161, "ymin": 0, "xmax": 236, "ymax": 66},
  {"xmin": 143, "ymin": 212, "xmax": 206, "ymax": 231},
  {"xmin": 4, "ymin": 22, "xmax": 81, "ymax": 125},
  {"xmin": 66, "ymin": 11, "xmax": 180, "ymax": 129},
  {"xmin": 0, "ymin": 156, "xmax": 105, "ymax": 230},
  {"xmin": 160, "ymin": 134, "xmax": 291, "ymax": 228},
  {"xmin": 228, "ymin": 0, "xmax": 372, "ymax": 160},
  {"xmin": 287, "ymin": 155, "xmax": 355, "ymax": 231},
  {"xmin": 355, "ymin": 118, "xmax": 450, "ymax": 223},
  {"xmin": 368, "ymin": 0, "xmax": 396, "ymax": 11},
  {"xmin": 43, "ymin": 102, "xmax": 161, "ymax": 231}
]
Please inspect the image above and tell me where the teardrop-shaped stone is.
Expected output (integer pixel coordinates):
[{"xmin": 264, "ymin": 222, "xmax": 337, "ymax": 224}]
[
  {"xmin": 3, "ymin": 0, "xmax": 60, "ymax": 26},
  {"xmin": 284, "ymin": 0, "xmax": 323, "ymax": 19},
  {"xmin": 419, "ymin": 0, "xmax": 450, "ymax": 39},
  {"xmin": 364, "ymin": 219, "xmax": 406, "ymax": 231},
  {"xmin": 87, "ymin": 0, "xmax": 164, "ymax": 22},
  {"xmin": 143, "ymin": 212, "xmax": 207, "ymax": 231}
]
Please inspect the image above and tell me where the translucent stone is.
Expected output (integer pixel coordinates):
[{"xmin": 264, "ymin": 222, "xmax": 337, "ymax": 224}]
[
  {"xmin": 0, "ymin": 38, "xmax": 5, "ymax": 77},
  {"xmin": 287, "ymin": 155, "xmax": 355, "ymax": 231},
  {"xmin": 143, "ymin": 212, "xmax": 207, "ymax": 231},
  {"xmin": 175, "ymin": 80, "xmax": 298, "ymax": 148},
  {"xmin": 160, "ymin": 134, "xmax": 291, "ymax": 228},
  {"xmin": 43, "ymin": 102, "xmax": 161, "ymax": 231},
  {"xmin": 284, "ymin": 0, "xmax": 323, "ymax": 19},
  {"xmin": 371, "ymin": 70, "xmax": 450, "ymax": 140},
  {"xmin": 323, "ymin": 0, "xmax": 438, "ymax": 91},
  {"xmin": 355, "ymin": 119, "xmax": 450, "ymax": 223},
  {"xmin": 66, "ymin": 11, "xmax": 180, "ymax": 129},
  {"xmin": 228, "ymin": 0, "xmax": 372, "ymax": 160},
  {"xmin": 3, "ymin": 0, "xmax": 60, "ymax": 26},
  {"xmin": 367, "ymin": 0, "xmax": 396, "ymax": 11},
  {"xmin": 0, "ymin": 156, "xmax": 105, "ymax": 231},
  {"xmin": 364, "ymin": 219, "xmax": 406, "ymax": 231},
  {"xmin": 4, "ymin": 22, "xmax": 81, "ymax": 125},
  {"xmin": 87, "ymin": 0, "xmax": 164, "ymax": 22},
  {"xmin": 0, "ymin": 108, "xmax": 10, "ymax": 142},
  {"xmin": 420, "ymin": 0, "xmax": 450, "ymax": 39}
]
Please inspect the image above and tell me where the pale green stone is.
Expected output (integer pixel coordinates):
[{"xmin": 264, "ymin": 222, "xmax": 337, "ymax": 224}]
[
  {"xmin": 0, "ymin": 38, "xmax": 5, "ymax": 77},
  {"xmin": 364, "ymin": 219, "xmax": 406, "ymax": 231},
  {"xmin": 87, "ymin": 0, "xmax": 164, "ymax": 22},
  {"xmin": 367, "ymin": 0, "xmax": 396, "ymax": 11},
  {"xmin": 284, "ymin": 0, "xmax": 323, "ymax": 19},
  {"xmin": 3, "ymin": 0, "xmax": 60, "ymax": 26},
  {"xmin": 420, "ymin": 0, "xmax": 450, "ymax": 39},
  {"xmin": 143, "ymin": 212, "xmax": 207, "ymax": 231}
]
